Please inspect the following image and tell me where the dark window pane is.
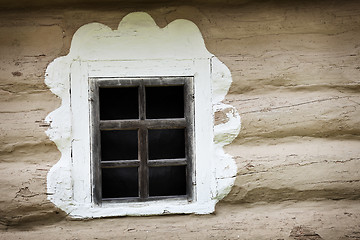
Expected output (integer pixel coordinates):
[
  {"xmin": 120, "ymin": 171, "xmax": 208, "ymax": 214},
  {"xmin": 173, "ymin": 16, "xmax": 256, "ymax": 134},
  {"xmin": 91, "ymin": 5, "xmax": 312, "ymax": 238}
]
[
  {"xmin": 146, "ymin": 86, "xmax": 184, "ymax": 119},
  {"xmin": 148, "ymin": 129, "xmax": 185, "ymax": 160},
  {"xmin": 149, "ymin": 166, "xmax": 186, "ymax": 196},
  {"xmin": 102, "ymin": 167, "xmax": 138, "ymax": 198},
  {"xmin": 100, "ymin": 87, "xmax": 138, "ymax": 120},
  {"xmin": 101, "ymin": 130, "xmax": 138, "ymax": 161}
]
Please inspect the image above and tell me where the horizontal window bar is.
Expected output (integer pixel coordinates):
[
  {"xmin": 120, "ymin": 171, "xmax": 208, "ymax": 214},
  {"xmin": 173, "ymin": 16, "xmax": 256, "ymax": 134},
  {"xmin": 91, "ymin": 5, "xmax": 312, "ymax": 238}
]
[
  {"xmin": 148, "ymin": 158, "xmax": 187, "ymax": 167},
  {"xmin": 90, "ymin": 77, "xmax": 191, "ymax": 88},
  {"xmin": 101, "ymin": 159, "xmax": 187, "ymax": 168},
  {"xmin": 91, "ymin": 78, "xmax": 142, "ymax": 87},
  {"xmin": 100, "ymin": 119, "xmax": 186, "ymax": 130},
  {"xmin": 101, "ymin": 160, "xmax": 140, "ymax": 168},
  {"xmin": 143, "ymin": 78, "xmax": 186, "ymax": 86},
  {"xmin": 102, "ymin": 195, "xmax": 187, "ymax": 203}
]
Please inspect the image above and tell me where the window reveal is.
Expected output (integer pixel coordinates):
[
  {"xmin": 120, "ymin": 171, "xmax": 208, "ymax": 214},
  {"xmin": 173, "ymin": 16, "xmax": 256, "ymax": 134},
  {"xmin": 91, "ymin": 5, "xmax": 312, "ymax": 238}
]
[{"xmin": 89, "ymin": 77, "xmax": 194, "ymax": 204}]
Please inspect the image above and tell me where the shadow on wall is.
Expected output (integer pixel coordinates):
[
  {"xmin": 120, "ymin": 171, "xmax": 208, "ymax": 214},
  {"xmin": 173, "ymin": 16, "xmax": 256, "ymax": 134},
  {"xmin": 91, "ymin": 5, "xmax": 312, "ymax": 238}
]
[{"xmin": 224, "ymin": 186, "xmax": 360, "ymax": 203}]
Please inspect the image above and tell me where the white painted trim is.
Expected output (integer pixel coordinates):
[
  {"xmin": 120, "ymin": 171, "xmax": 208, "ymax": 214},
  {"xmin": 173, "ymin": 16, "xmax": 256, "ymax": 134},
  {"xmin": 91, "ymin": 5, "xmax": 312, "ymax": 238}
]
[{"xmin": 45, "ymin": 12, "xmax": 240, "ymax": 218}]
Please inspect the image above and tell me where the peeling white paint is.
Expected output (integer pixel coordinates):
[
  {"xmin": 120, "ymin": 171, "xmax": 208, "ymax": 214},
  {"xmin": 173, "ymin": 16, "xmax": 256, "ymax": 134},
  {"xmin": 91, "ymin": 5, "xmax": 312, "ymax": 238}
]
[{"xmin": 45, "ymin": 12, "xmax": 240, "ymax": 218}]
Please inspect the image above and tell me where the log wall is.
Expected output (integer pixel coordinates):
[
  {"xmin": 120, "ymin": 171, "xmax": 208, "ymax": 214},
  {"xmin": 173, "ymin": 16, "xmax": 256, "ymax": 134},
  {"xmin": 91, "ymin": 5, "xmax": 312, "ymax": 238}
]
[{"xmin": 0, "ymin": 0, "xmax": 359, "ymax": 224}]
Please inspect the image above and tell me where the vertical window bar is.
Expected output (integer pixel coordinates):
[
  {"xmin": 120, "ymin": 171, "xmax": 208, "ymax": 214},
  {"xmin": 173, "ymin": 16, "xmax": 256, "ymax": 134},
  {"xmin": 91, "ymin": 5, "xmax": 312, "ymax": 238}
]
[
  {"xmin": 139, "ymin": 82, "xmax": 146, "ymax": 120},
  {"xmin": 139, "ymin": 127, "xmax": 149, "ymax": 198},
  {"xmin": 139, "ymin": 82, "xmax": 149, "ymax": 198},
  {"xmin": 184, "ymin": 77, "xmax": 194, "ymax": 201},
  {"xmin": 89, "ymin": 80, "xmax": 102, "ymax": 205}
]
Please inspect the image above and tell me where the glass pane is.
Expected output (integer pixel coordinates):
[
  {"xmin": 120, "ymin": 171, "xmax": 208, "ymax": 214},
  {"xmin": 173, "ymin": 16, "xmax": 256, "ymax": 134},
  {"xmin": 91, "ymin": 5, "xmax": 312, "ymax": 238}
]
[
  {"xmin": 102, "ymin": 167, "xmax": 138, "ymax": 198},
  {"xmin": 148, "ymin": 129, "xmax": 185, "ymax": 160},
  {"xmin": 99, "ymin": 87, "xmax": 138, "ymax": 120},
  {"xmin": 146, "ymin": 86, "xmax": 184, "ymax": 119},
  {"xmin": 101, "ymin": 130, "xmax": 138, "ymax": 161},
  {"xmin": 149, "ymin": 166, "xmax": 186, "ymax": 197}
]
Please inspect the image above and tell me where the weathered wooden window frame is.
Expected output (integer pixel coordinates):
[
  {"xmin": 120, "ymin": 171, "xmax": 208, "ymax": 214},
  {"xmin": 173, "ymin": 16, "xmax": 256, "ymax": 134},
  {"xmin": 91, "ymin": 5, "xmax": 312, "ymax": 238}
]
[{"xmin": 89, "ymin": 77, "xmax": 195, "ymax": 205}]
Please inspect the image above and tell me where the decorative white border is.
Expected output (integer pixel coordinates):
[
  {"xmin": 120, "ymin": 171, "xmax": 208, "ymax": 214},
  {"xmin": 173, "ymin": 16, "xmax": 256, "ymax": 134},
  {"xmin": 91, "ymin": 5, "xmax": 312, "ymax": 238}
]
[{"xmin": 45, "ymin": 12, "xmax": 240, "ymax": 218}]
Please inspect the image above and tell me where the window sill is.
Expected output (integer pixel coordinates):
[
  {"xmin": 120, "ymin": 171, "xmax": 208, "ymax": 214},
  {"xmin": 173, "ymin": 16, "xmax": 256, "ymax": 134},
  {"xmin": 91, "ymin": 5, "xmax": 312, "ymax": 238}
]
[{"xmin": 68, "ymin": 199, "xmax": 216, "ymax": 218}]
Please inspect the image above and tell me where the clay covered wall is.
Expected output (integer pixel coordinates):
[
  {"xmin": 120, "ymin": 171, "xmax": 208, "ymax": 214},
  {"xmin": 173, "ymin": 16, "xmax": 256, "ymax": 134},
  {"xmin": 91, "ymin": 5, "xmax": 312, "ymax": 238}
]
[{"xmin": 0, "ymin": 0, "xmax": 359, "ymax": 225}]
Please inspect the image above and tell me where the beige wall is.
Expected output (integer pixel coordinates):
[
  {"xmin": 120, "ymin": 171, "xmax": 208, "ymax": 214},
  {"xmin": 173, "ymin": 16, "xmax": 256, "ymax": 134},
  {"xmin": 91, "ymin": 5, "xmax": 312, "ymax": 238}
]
[{"xmin": 0, "ymin": 0, "xmax": 359, "ymax": 225}]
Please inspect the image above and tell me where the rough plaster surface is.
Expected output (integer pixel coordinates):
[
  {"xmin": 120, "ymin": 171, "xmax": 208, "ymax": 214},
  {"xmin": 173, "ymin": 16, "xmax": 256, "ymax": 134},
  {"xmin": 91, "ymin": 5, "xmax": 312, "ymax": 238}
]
[
  {"xmin": 2, "ymin": 201, "xmax": 360, "ymax": 240},
  {"xmin": 0, "ymin": 0, "xmax": 359, "ymax": 231}
]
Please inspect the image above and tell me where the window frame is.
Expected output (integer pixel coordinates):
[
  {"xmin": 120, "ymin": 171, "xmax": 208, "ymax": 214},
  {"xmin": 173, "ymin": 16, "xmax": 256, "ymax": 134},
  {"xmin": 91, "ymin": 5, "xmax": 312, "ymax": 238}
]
[{"xmin": 89, "ymin": 77, "xmax": 195, "ymax": 205}]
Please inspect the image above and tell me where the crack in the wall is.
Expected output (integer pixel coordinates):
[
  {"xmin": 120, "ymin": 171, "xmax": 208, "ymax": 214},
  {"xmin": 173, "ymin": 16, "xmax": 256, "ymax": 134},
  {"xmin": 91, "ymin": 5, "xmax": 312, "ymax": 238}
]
[
  {"xmin": 304, "ymin": 180, "xmax": 360, "ymax": 185},
  {"xmin": 240, "ymin": 96, "xmax": 354, "ymax": 114}
]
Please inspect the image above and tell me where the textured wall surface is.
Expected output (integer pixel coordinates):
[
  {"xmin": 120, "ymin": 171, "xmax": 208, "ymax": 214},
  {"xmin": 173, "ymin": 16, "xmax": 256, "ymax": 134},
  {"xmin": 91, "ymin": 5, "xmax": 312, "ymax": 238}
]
[{"xmin": 0, "ymin": 0, "xmax": 359, "ymax": 226}]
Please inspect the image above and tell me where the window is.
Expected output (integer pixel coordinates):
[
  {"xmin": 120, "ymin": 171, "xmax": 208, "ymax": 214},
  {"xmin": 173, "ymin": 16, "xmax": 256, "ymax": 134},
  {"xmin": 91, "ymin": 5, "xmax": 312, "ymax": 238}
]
[
  {"xmin": 45, "ymin": 12, "xmax": 239, "ymax": 218},
  {"xmin": 89, "ymin": 77, "xmax": 194, "ymax": 204}
]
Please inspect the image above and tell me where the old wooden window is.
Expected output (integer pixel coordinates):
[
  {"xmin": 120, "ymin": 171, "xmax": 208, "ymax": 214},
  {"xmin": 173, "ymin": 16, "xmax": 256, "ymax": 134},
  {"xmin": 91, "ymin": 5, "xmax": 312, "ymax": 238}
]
[{"xmin": 89, "ymin": 77, "xmax": 194, "ymax": 204}]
